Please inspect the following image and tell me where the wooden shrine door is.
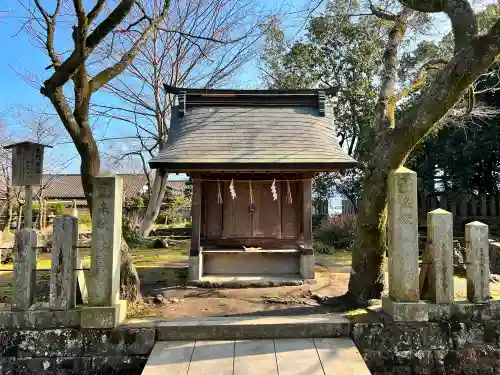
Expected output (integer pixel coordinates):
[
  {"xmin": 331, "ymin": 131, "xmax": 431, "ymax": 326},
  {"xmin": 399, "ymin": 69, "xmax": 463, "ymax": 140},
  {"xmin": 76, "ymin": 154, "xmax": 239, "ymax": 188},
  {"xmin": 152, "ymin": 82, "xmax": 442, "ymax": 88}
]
[{"xmin": 222, "ymin": 181, "xmax": 281, "ymax": 239}]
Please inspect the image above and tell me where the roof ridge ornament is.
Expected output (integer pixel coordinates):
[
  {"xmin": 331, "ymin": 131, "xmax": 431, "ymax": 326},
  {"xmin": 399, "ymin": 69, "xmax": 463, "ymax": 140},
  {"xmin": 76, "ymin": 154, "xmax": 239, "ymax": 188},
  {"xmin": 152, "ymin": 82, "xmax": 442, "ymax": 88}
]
[
  {"xmin": 318, "ymin": 91, "xmax": 326, "ymax": 116},
  {"xmin": 178, "ymin": 91, "xmax": 187, "ymax": 117}
]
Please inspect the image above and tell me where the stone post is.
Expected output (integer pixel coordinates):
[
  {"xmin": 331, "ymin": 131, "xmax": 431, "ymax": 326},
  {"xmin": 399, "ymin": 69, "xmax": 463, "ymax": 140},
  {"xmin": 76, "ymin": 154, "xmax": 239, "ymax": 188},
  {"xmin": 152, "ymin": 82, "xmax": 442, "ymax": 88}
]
[
  {"xmin": 81, "ymin": 175, "xmax": 125, "ymax": 328},
  {"xmin": 12, "ymin": 229, "xmax": 37, "ymax": 311},
  {"xmin": 383, "ymin": 167, "xmax": 428, "ymax": 321},
  {"xmin": 465, "ymin": 221, "xmax": 490, "ymax": 303},
  {"xmin": 49, "ymin": 215, "xmax": 78, "ymax": 310},
  {"xmin": 387, "ymin": 167, "xmax": 419, "ymax": 301},
  {"xmin": 88, "ymin": 175, "xmax": 122, "ymax": 306},
  {"xmin": 426, "ymin": 209, "xmax": 454, "ymax": 304}
]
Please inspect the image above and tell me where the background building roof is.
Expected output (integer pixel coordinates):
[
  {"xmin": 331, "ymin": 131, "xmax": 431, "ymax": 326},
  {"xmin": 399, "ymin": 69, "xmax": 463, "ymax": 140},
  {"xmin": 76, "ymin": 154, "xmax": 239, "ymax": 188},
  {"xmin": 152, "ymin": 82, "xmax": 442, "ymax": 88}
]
[{"xmin": 0, "ymin": 174, "xmax": 186, "ymax": 200}]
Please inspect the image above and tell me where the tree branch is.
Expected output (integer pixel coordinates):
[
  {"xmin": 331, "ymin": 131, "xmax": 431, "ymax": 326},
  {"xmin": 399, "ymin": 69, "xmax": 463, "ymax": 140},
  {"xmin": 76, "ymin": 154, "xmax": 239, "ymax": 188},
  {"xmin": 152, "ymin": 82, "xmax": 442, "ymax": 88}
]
[
  {"xmin": 33, "ymin": 0, "xmax": 61, "ymax": 68},
  {"xmin": 396, "ymin": 58, "xmax": 449, "ymax": 101},
  {"xmin": 398, "ymin": 0, "xmax": 477, "ymax": 51},
  {"xmin": 87, "ymin": 0, "xmax": 106, "ymax": 24},
  {"xmin": 89, "ymin": 1, "xmax": 171, "ymax": 93},
  {"xmin": 158, "ymin": 28, "xmax": 248, "ymax": 44},
  {"xmin": 369, "ymin": 0, "xmax": 397, "ymax": 21},
  {"xmin": 41, "ymin": 0, "xmax": 135, "ymax": 95},
  {"xmin": 389, "ymin": 16, "xmax": 500, "ymax": 168}
]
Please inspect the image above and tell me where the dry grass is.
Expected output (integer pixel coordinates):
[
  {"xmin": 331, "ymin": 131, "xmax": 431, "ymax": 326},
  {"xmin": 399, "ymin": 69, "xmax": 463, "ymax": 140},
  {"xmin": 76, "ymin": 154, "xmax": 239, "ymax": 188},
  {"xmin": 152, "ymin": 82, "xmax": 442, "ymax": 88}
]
[
  {"xmin": 126, "ymin": 301, "xmax": 163, "ymax": 318},
  {"xmin": 316, "ymin": 251, "xmax": 352, "ymax": 266},
  {"xmin": 132, "ymin": 243, "xmax": 188, "ymax": 267}
]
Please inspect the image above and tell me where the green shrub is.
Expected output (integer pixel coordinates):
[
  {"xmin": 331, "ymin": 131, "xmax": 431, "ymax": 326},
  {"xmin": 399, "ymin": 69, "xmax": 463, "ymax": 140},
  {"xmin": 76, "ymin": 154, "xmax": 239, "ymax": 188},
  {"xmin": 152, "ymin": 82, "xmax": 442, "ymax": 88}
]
[
  {"xmin": 78, "ymin": 215, "xmax": 92, "ymax": 226},
  {"xmin": 314, "ymin": 214, "xmax": 356, "ymax": 251},
  {"xmin": 48, "ymin": 201, "xmax": 65, "ymax": 216}
]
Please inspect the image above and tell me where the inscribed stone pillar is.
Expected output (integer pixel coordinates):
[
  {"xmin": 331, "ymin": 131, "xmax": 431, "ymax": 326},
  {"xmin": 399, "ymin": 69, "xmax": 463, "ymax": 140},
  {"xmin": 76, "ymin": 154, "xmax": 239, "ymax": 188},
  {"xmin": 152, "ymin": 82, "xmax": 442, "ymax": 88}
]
[
  {"xmin": 465, "ymin": 221, "xmax": 490, "ymax": 303},
  {"xmin": 89, "ymin": 175, "xmax": 122, "ymax": 306},
  {"xmin": 12, "ymin": 229, "xmax": 37, "ymax": 311},
  {"xmin": 49, "ymin": 215, "xmax": 78, "ymax": 310},
  {"xmin": 388, "ymin": 167, "xmax": 419, "ymax": 302},
  {"xmin": 427, "ymin": 209, "xmax": 454, "ymax": 303}
]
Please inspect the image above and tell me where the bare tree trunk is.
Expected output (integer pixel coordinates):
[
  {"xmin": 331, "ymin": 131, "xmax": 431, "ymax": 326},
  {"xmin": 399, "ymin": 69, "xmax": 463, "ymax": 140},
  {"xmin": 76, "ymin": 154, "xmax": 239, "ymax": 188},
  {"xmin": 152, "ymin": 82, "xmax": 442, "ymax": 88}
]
[
  {"xmin": 137, "ymin": 170, "xmax": 167, "ymax": 237},
  {"xmin": 16, "ymin": 205, "xmax": 22, "ymax": 230},
  {"xmin": 38, "ymin": 195, "xmax": 44, "ymax": 230},
  {"xmin": 5, "ymin": 193, "xmax": 12, "ymax": 233},
  {"xmin": 120, "ymin": 239, "xmax": 141, "ymax": 301}
]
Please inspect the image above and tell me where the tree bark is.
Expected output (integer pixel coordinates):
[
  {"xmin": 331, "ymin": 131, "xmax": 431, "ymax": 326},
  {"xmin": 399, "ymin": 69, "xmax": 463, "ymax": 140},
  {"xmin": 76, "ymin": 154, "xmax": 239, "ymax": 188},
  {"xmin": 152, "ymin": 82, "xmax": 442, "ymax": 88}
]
[
  {"xmin": 137, "ymin": 170, "xmax": 168, "ymax": 238},
  {"xmin": 120, "ymin": 239, "xmax": 141, "ymax": 301},
  {"xmin": 16, "ymin": 205, "xmax": 22, "ymax": 230},
  {"xmin": 5, "ymin": 191, "xmax": 12, "ymax": 233},
  {"xmin": 343, "ymin": 9, "xmax": 408, "ymax": 305},
  {"xmin": 347, "ymin": 137, "xmax": 392, "ymax": 304}
]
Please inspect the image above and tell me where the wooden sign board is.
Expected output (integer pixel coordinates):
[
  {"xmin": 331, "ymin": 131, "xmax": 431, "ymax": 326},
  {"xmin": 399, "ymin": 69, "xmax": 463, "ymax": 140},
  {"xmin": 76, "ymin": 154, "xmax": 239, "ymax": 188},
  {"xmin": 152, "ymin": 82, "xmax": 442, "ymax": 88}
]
[{"xmin": 4, "ymin": 142, "xmax": 49, "ymax": 187}]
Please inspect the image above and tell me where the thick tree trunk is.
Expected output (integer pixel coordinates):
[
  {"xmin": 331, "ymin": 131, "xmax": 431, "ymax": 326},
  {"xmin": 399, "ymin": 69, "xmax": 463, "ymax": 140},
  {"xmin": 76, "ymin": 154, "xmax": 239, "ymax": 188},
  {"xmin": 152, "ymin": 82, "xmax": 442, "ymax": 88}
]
[
  {"xmin": 5, "ymin": 193, "xmax": 12, "ymax": 233},
  {"xmin": 137, "ymin": 170, "xmax": 167, "ymax": 238},
  {"xmin": 16, "ymin": 205, "xmax": 22, "ymax": 230},
  {"xmin": 77, "ymin": 131, "xmax": 142, "ymax": 301},
  {"xmin": 120, "ymin": 239, "xmax": 142, "ymax": 301},
  {"xmin": 347, "ymin": 152, "xmax": 391, "ymax": 305}
]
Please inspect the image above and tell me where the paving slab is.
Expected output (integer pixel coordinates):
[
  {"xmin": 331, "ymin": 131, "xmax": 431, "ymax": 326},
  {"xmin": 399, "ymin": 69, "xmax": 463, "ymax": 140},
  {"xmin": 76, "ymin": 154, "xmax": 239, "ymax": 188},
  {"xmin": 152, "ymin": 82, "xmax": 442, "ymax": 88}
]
[
  {"xmin": 233, "ymin": 340, "xmax": 278, "ymax": 375},
  {"xmin": 141, "ymin": 341, "xmax": 195, "ymax": 375},
  {"xmin": 314, "ymin": 338, "xmax": 371, "ymax": 374},
  {"xmin": 142, "ymin": 338, "xmax": 372, "ymax": 375},
  {"xmin": 155, "ymin": 315, "xmax": 350, "ymax": 340},
  {"xmin": 187, "ymin": 340, "xmax": 235, "ymax": 375},
  {"xmin": 274, "ymin": 338, "xmax": 324, "ymax": 375}
]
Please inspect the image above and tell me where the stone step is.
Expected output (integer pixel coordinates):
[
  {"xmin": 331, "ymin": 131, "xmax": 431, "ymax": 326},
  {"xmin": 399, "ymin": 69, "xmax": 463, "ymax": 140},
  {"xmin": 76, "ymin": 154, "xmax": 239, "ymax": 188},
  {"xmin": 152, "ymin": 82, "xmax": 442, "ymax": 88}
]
[
  {"xmin": 141, "ymin": 338, "xmax": 371, "ymax": 375},
  {"xmin": 150, "ymin": 315, "xmax": 350, "ymax": 341}
]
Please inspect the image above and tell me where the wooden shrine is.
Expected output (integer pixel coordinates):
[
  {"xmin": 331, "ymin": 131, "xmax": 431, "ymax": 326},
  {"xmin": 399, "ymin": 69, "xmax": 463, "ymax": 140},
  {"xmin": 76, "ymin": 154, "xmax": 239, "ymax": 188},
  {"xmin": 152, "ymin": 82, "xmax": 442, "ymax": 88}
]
[{"xmin": 149, "ymin": 85, "xmax": 357, "ymax": 284}]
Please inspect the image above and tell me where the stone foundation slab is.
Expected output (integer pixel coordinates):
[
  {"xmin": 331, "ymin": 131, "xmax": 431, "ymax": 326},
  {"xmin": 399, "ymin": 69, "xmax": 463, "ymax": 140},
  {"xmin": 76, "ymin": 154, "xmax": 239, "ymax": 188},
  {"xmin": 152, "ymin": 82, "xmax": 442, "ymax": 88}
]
[
  {"xmin": 382, "ymin": 297, "xmax": 429, "ymax": 321},
  {"xmin": 80, "ymin": 300, "xmax": 127, "ymax": 329}
]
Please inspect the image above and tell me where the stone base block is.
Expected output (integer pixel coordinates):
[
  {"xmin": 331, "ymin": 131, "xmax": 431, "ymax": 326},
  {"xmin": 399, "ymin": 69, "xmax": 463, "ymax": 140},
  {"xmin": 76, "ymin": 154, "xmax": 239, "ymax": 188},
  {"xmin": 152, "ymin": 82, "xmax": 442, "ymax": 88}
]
[
  {"xmin": 0, "ymin": 309, "xmax": 81, "ymax": 329},
  {"xmin": 484, "ymin": 300, "xmax": 500, "ymax": 320},
  {"xmin": 80, "ymin": 300, "xmax": 127, "ymax": 328},
  {"xmin": 427, "ymin": 303, "xmax": 452, "ymax": 321},
  {"xmin": 382, "ymin": 297, "xmax": 428, "ymax": 322},
  {"xmin": 452, "ymin": 301, "xmax": 487, "ymax": 321},
  {"xmin": 300, "ymin": 254, "xmax": 315, "ymax": 279},
  {"xmin": 188, "ymin": 256, "xmax": 202, "ymax": 281}
]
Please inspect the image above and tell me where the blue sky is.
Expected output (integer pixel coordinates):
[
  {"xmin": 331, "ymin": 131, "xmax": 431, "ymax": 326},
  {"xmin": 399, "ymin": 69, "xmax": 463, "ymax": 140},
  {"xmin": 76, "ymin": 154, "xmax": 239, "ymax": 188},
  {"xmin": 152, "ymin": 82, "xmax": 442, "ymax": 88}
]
[
  {"xmin": 0, "ymin": 0, "xmax": 493, "ymax": 180},
  {"xmin": 0, "ymin": 0, "xmax": 311, "ymax": 179}
]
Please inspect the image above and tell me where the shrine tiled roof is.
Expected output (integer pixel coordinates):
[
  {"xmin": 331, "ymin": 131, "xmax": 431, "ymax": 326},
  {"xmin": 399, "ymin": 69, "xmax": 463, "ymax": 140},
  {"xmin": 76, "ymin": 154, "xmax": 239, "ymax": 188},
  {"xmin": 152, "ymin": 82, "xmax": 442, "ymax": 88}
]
[{"xmin": 149, "ymin": 87, "xmax": 357, "ymax": 172}]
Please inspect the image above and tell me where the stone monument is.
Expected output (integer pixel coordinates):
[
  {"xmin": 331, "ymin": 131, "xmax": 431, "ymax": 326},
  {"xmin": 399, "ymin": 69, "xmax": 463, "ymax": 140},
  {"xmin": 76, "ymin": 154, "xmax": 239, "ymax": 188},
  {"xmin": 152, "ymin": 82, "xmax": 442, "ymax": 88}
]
[
  {"xmin": 422, "ymin": 209, "xmax": 454, "ymax": 304},
  {"xmin": 12, "ymin": 229, "xmax": 37, "ymax": 311},
  {"xmin": 465, "ymin": 221, "xmax": 490, "ymax": 303},
  {"xmin": 383, "ymin": 167, "xmax": 428, "ymax": 321},
  {"xmin": 81, "ymin": 174, "xmax": 126, "ymax": 328},
  {"xmin": 49, "ymin": 215, "xmax": 78, "ymax": 310}
]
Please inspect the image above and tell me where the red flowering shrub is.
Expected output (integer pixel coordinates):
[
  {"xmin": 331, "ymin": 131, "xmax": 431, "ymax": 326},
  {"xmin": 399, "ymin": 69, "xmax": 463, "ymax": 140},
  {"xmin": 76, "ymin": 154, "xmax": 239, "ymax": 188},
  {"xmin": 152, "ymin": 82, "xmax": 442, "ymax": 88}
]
[{"xmin": 314, "ymin": 214, "xmax": 356, "ymax": 252}]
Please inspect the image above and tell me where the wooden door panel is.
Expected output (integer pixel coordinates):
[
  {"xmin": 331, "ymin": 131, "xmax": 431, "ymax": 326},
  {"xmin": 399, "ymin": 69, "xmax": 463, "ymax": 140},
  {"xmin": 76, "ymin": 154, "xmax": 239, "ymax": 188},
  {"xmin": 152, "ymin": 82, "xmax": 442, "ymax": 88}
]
[
  {"xmin": 253, "ymin": 182, "xmax": 281, "ymax": 238},
  {"xmin": 281, "ymin": 181, "xmax": 300, "ymax": 238},
  {"xmin": 202, "ymin": 181, "xmax": 223, "ymax": 238},
  {"xmin": 222, "ymin": 181, "xmax": 252, "ymax": 238}
]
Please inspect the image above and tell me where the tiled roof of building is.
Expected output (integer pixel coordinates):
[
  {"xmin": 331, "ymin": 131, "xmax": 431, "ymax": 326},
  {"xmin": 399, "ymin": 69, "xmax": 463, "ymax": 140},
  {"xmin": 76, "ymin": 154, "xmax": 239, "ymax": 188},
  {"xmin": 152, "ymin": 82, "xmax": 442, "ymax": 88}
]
[
  {"xmin": 149, "ymin": 87, "xmax": 357, "ymax": 172},
  {"xmin": 0, "ymin": 174, "xmax": 186, "ymax": 200}
]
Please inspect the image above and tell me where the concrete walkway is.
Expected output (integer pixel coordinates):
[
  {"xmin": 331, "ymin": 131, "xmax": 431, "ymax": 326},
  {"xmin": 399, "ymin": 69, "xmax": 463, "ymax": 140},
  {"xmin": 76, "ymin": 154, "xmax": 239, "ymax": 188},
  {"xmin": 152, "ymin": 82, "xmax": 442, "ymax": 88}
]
[{"xmin": 142, "ymin": 338, "xmax": 371, "ymax": 375}]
